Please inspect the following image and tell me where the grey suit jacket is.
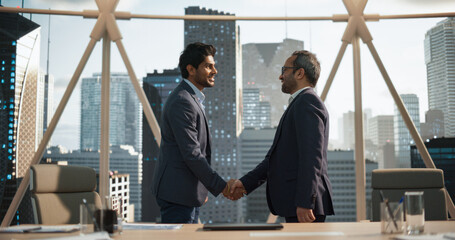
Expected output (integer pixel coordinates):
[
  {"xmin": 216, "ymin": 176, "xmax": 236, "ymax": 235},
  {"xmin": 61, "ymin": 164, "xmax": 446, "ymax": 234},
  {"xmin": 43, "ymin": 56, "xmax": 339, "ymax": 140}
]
[
  {"xmin": 240, "ymin": 88, "xmax": 334, "ymax": 217},
  {"xmin": 152, "ymin": 81, "xmax": 226, "ymax": 207}
]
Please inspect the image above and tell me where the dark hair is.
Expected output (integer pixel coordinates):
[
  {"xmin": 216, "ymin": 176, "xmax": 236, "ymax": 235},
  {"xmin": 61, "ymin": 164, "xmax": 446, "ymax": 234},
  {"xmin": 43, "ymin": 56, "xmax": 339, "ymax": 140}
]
[
  {"xmin": 179, "ymin": 42, "xmax": 216, "ymax": 79},
  {"xmin": 292, "ymin": 50, "xmax": 321, "ymax": 87}
]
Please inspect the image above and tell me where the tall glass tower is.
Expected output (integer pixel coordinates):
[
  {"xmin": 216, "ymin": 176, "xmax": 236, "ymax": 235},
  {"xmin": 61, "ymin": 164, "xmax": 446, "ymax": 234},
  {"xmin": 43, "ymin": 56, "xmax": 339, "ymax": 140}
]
[
  {"xmin": 184, "ymin": 6, "xmax": 242, "ymax": 223},
  {"xmin": 141, "ymin": 68, "xmax": 181, "ymax": 222},
  {"xmin": 80, "ymin": 73, "xmax": 142, "ymax": 152},
  {"xmin": 424, "ymin": 17, "xmax": 455, "ymax": 137},
  {"xmin": 0, "ymin": 11, "xmax": 41, "ymax": 224},
  {"xmin": 394, "ymin": 94, "xmax": 420, "ymax": 168}
]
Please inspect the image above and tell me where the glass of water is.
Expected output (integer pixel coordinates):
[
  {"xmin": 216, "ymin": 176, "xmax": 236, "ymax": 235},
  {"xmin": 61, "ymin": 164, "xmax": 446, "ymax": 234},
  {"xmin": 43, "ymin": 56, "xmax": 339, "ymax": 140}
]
[{"xmin": 405, "ymin": 191, "xmax": 425, "ymax": 235}]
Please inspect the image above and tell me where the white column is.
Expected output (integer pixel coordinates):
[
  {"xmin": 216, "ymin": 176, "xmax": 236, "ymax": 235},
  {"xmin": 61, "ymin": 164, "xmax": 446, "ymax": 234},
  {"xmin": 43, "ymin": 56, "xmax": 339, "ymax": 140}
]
[
  {"xmin": 352, "ymin": 35, "xmax": 366, "ymax": 221},
  {"xmin": 99, "ymin": 32, "xmax": 111, "ymax": 199}
]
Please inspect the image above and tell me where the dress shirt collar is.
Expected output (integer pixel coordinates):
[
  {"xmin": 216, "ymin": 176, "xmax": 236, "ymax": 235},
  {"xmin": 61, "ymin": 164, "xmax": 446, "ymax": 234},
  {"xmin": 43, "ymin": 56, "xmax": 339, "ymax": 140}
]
[
  {"xmin": 184, "ymin": 79, "xmax": 206, "ymax": 104},
  {"xmin": 288, "ymin": 86, "xmax": 311, "ymax": 104}
]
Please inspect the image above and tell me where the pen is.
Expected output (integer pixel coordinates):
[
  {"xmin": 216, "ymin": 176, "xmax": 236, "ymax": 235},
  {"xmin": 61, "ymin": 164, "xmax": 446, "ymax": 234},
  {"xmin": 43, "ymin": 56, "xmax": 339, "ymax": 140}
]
[{"xmin": 380, "ymin": 190, "xmax": 398, "ymax": 231}]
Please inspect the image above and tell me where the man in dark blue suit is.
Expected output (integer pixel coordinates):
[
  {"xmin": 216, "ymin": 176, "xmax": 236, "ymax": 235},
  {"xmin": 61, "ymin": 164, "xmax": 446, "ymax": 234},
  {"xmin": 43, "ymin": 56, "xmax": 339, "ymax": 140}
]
[
  {"xmin": 231, "ymin": 50, "xmax": 334, "ymax": 223},
  {"xmin": 152, "ymin": 43, "xmax": 232, "ymax": 223}
]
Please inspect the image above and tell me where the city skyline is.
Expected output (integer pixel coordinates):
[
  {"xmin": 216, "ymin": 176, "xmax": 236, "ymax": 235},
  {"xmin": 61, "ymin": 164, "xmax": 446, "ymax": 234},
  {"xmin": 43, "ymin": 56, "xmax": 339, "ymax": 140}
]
[{"xmin": 1, "ymin": 0, "xmax": 455, "ymax": 150}]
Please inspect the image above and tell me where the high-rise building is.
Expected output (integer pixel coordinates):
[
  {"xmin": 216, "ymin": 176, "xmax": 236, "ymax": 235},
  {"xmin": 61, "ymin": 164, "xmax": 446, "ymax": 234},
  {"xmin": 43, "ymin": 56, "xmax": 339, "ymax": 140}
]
[
  {"xmin": 43, "ymin": 73, "xmax": 53, "ymax": 138},
  {"xmin": 0, "ymin": 11, "xmax": 41, "ymax": 224},
  {"xmin": 367, "ymin": 115, "xmax": 394, "ymax": 147},
  {"xmin": 242, "ymin": 88, "xmax": 271, "ymax": 128},
  {"xmin": 424, "ymin": 18, "xmax": 455, "ymax": 137},
  {"xmin": 326, "ymin": 150, "xmax": 377, "ymax": 222},
  {"xmin": 141, "ymin": 68, "xmax": 181, "ymax": 222},
  {"xmin": 184, "ymin": 6, "xmax": 242, "ymax": 223},
  {"xmin": 341, "ymin": 111, "xmax": 369, "ymax": 150},
  {"xmin": 366, "ymin": 115, "xmax": 394, "ymax": 168},
  {"xmin": 239, "ymin": 128, "xmax": 275, "ymax": 222},
  {"xmin": 44, "ymin": 145, "xmax": 142, "ymax": 222},
  {"xmin": 80, "ymin": 73, "xmax": 142, "ymax": 152},
  {"xmin": 410, "ymin": 138, "xmax": 455, "ymax": 202},
  {"xmin": 421, "ymin": 109, "xmax": 444, "ymax": 140},
  {"xmin": 242, "ymin": 39, "xmax": 303, "ymax": 127},
  {"xmin": 394, "ymin": 94, "xmax": 420, "ymax": 168}
]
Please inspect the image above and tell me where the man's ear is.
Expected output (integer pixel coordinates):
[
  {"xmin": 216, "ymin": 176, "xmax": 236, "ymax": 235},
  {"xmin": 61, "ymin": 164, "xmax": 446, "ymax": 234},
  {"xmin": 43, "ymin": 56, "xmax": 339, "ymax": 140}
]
[
  {"xmin": 296, "ymin": 68, "xmax": 305, "ymax": 80},
  {"xmin": 186, "ymin": 64, "xmax": 196, "ymax": 77}
]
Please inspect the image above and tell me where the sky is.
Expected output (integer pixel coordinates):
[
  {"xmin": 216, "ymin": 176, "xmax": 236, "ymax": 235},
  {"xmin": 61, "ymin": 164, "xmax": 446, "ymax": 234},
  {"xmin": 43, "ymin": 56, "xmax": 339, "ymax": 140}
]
[{"xmin": 2, "ymin": 0, "xmax": 455, "ymax": 150}]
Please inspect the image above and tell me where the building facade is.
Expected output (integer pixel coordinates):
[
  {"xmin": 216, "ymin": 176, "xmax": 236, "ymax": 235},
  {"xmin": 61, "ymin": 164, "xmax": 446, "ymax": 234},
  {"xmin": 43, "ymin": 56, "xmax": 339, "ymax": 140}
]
[
  {"xmin": 239, "ymin": 128, "xmax": 275, "ymax": 222},
  {"xmin": 0, "ymin": 12, "xmax": 41, "ymax": 224},
  {"xmin": 326, "ymin": 150, "xmax": 378, "ymax": 222},
  {"xmin": 366, "ymin": 115, "xmax": 394, "ymax": 168},
  {"xmin": 242, "ymin": 38, "xmax": 303, "ymax": 127},
  {"xmin": 184, "ymin": 6, "xmax": 242, "ymax": 223},
  {"xmin": 411, "ymin": 138, "xmax": 455, "ymax": 202},
  {"xmin": 141, "ymin": 68, "xmax": 181, "ymax": 222},
  {"xmin": 424, "ymin": 18, "xmax": 455, "ymax": 137},
  {"xmin": 242, "ymin": 88, "xmax": 271, "ymax": 129},
  {"xmin": 80, "ymin": 73, "xmax": 142, "ymax": 152},
  {"xmin": 394, "ymin": 94, "xmax": 420, "ymax": 168},
  {"xmin": 421, "ymin": 109, "xmax": 445, "ymax": 140}
]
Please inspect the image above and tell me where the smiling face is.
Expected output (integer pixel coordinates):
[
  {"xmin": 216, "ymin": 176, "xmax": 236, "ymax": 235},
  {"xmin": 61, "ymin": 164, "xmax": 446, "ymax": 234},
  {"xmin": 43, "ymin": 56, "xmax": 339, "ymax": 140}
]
[
  {"xmin": 279, "ymin": 56, "xmax": 299, "ymax": 94},
  {"xmin": 187, "ymin": 55, "xmax": 217, "ymax": 91}
]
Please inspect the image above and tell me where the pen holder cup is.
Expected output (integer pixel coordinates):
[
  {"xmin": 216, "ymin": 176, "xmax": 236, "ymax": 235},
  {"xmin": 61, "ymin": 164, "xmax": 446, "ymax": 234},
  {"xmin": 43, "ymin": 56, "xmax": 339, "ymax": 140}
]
[
  {"xmin": 79, "ymin": 203, "xmax": 96, "ymax": 235},
  {"xmin": 381, "ymin": 202, "xmax": 404, "ymax": 234}
]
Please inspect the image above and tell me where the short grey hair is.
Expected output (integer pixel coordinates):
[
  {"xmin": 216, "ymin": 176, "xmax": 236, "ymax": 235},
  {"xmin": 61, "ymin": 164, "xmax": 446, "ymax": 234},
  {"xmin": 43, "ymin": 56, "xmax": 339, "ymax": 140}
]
[{"xmin": 292, "ymin": 50, "xmax": 321, "ymax": 87}]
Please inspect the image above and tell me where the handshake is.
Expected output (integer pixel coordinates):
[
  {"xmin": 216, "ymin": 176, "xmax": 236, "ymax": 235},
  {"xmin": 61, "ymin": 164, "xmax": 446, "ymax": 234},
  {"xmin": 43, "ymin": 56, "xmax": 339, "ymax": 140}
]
[{"xmin": 222, "ymin": 179, "xmax": 247, "ymax": 201}]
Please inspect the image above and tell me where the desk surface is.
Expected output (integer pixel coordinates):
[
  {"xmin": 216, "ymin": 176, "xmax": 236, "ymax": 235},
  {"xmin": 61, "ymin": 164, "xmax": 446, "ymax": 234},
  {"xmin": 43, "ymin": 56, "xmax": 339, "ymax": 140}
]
[{"xmin": 1, "ymin": 221, "xmax": 454, "ymax": 240}]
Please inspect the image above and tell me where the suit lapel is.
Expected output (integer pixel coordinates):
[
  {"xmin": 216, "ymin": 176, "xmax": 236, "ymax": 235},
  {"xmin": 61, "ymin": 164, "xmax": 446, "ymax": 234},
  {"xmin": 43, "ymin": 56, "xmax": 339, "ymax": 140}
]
[
  {"xmin": 268, "ymin": 88, "xmax": 310, "ymax": 153},
  {"xmin": 182, "ymin": 81, "xmax": 212, "ymax": 161}
]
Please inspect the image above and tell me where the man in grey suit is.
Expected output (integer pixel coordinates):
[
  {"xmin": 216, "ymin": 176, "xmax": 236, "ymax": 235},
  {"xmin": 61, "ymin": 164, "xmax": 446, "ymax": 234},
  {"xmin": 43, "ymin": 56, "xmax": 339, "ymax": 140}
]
[
  {"xmin": 230, "ymin": 50, "xmax": 334, "ymax": 223},
  {"xmin": 152, "ymin": 42, "xmax": 232, "ymax": 223}
]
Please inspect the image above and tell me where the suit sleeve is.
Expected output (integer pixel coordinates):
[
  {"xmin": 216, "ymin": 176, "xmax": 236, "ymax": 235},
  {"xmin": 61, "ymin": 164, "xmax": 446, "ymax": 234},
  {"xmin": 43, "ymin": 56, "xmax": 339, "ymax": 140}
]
[
  {"xmin": 239, "ymin": 150, "xmax": 270, "ymax": 194},
  {"xmin": 168, "ymin": 97, "xmax": 226, "ymax": 196},
  {"xmin": 294, "ymin": 98, "xmax": 326, "ymax": 209}
]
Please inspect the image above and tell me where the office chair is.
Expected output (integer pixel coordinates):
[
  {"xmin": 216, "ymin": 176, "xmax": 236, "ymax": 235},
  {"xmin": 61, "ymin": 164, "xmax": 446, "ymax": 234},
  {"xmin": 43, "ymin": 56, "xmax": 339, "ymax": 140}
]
[
  {"xmin": 371, "ymin": 168, "xmax": 448, "ymax": 221},
  {"xmin": 30, "ymin": 164, "xmax": 102, "ymax": 224}
]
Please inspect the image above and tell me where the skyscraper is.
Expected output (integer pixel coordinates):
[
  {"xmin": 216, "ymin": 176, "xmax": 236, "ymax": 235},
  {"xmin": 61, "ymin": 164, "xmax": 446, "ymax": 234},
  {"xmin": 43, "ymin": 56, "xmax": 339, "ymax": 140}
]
[
  {"xmin": 141, "ymin": 68, "xmax": 181, "ymax": 222},
  {"xmin": 341, "ymin": 111, "xmax": 369, "ymax": 150},
  {"xmin": 184, "ymin": 6, "xmax": 242, "ymax": 223},
  {"xmin": 425, "ymin": 17, "xmax": 455, "ymax": 137},
  {"xmin": 242, "ymin": 88, "xmax": 271, "ymax": 128},
  {"xmin": 239, "ymin": 128, "xmax": 275, "ymax": 222},
  {"xmin": 411, "ymin": 138, "xmax": 455, "ymax": 201},
  {"xmin": 242, "ymin": 39, "xmax": 303, "ymax": 127},
  {"xmin": 394, "ymin": 94, "xmax": 420, "ymax": 168},
  {"xmin": 366, "ymin": 115, "xmax": 394, "ymax": 168},
  {"xmin": 326, "ymin": 150, "xmax": 377, "ymax": 222},
  {"xmin": 420, "ymin": 109, "xmax": 444, "ymax": 140},
  {"xmin": 0, "ymin": 11, "xmax": 42, "ymax": 224},
  {"xmin": 80, "ymin": 73, "xmax": 142, "ymax": 152}
]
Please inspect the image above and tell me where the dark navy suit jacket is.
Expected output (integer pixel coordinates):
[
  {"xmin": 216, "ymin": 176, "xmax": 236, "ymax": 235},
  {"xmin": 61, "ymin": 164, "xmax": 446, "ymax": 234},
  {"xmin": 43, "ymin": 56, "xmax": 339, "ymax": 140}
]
[
  {"xmin": 240, "ymin": 88, "xmax": 334, "ymax": 217},
  {"xmin": 152, "ymin": 81, "xmax": 226, "ymax": 207}
]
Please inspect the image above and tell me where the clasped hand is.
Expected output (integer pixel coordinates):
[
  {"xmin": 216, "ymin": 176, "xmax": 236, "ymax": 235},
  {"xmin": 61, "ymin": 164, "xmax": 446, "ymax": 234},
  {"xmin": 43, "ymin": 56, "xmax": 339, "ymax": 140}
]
[{"xmin": 222, "ymin": 179, "xmax": 246, "ymax": 201}]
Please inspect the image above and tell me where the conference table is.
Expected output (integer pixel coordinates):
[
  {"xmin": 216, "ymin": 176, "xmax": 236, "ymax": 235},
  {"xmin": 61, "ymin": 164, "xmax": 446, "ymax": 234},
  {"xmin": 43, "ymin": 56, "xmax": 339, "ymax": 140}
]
[{"xmin": 1, "ymin": 221, "xmax": 454, "ymax": 240}]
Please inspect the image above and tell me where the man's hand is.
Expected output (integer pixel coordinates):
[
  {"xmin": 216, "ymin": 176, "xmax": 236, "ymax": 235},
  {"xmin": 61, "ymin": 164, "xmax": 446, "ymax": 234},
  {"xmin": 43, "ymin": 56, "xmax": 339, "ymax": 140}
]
[
  {"xmin": 222, "ymin": 179, "xmax": 246, "ymax": 201},
  {"xmin": 229, "ymin": 179, "xmax": 246, "ymax": 200},
  {"xmin": 222, "ymin": 179, "xmax": 236, "ymax": 199},
  {"xmin": 296, "ymin": 207, "xmax": 315, "ymax": 223}
]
